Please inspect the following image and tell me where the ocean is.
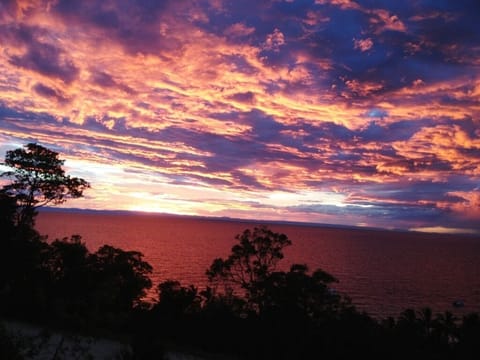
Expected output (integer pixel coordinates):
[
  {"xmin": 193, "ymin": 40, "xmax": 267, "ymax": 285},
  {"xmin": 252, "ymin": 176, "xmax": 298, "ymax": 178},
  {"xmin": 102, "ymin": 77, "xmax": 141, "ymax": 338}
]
[{"xmin": 36, "ymin": 210, "xmax": 480, "ymax": 319}]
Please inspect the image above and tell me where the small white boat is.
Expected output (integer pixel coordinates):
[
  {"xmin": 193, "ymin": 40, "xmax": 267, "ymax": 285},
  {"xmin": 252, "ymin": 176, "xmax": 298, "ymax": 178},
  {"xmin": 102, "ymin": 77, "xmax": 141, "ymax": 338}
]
[{"xmin": 452, "ymin": 299, "xmax": 465, "ymax": 308}]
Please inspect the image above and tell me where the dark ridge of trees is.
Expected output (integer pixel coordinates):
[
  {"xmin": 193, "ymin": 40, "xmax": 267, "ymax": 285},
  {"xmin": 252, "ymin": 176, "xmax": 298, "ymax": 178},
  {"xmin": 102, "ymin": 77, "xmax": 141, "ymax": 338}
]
[{"xmin": 1, "ymin": 143, "xmax": 480, "ymax": 359}]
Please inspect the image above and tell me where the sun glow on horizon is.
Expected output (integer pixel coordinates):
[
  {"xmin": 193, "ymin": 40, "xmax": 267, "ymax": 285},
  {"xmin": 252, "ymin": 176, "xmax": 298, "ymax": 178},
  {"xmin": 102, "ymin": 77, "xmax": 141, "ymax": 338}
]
[
  {"xmin": 411, "ymin": 226, "xmax": 480, "ymax": 235},
  {"xmin": 0, "ymin": 1, "xmax": 479, "ymax": 232}
]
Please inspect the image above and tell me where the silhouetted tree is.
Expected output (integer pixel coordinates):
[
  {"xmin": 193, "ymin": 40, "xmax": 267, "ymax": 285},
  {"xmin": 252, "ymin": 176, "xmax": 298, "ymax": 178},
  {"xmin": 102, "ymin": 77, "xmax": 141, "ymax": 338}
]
[
  {"xmin": 0, "ymin": 144, "xmax": 89, "ymax": 321},
  {"xmin": 156, "ymin": 280, "xmax": 201, "ymax": 318},
  {"xmin": 457, "ymin": 313, "xmax": 480, "ymax": 359},
  {"xmin": 41, "ymin": 235, "xmax": 93, "ymax": 326},
  {"xmin": 0, "ymin": 143, "xmax": 89, "ymax": 227},
  {"xmin": 206, "ymin": 226, "xmax": 292, "ymax": 312},
  {"xmin": 89, "ymin": 245, "xmax": 153, "ymax": 313},
  {"xmin": 0, "ymin": 191, "xmax": 48, "ymax": 319},
  {"xmin": 0, "ymin": 194, "xmax": 16, "ymax": 236},
  {"xmin": 201, "ymin": 226, "xmax": 383, "ymax": 359},
  {"xmin": 31, "ymin": 237, "xmax": 152, "ymax": 330},
  {"xmin": 258, "ymin": 263, "xmax": 340, "ymax": 319}
]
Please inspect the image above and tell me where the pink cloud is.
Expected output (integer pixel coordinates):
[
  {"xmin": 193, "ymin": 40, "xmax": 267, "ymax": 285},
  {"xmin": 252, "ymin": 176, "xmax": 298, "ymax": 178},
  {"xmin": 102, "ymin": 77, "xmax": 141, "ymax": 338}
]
[
  {"xmin": 353, "ymin": 38, "xmax": 373, "ymax": 52},
  {"xmin": 224, "ymin": 23, "xmax": 255, "ymax": 37},
  {"xmin": 263, "ymin": 28, "xmax": 286, "ymax": 52},
  {"xmin": 370, "ymin": 9, "xmax": 407, "ymax": 33}
]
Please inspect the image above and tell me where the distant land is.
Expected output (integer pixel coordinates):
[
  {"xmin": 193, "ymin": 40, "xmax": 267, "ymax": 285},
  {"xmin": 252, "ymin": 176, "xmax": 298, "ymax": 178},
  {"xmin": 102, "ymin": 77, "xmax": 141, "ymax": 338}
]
[{"xmin": 38, "ymin": 207, "xmax": 479, "ymax": 238}]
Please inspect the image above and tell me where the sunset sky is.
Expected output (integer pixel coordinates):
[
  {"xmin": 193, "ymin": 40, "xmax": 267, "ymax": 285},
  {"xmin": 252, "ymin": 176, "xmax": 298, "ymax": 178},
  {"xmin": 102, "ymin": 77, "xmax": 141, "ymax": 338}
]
[{"xmin": 1, "ymin": 0, "xmax": 479, "ymax": 233}]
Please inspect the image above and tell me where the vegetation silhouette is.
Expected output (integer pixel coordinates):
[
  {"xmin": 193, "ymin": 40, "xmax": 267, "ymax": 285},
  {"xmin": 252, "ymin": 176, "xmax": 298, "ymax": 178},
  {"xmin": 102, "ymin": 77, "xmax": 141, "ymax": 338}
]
[
  {"xmin": 0, "ymin": 144, "xmax": 153, "ymax": 357},
  {"xmin": 206, "ymin": 226, "xmax": 293, "ymax": 313},
  {"xmin": 0, "ymin": 143, "xmax": 479, "ymax": 359},
  {"xmin": 1, "ymin": 143, "xmax": 89, "ymax": 229}
]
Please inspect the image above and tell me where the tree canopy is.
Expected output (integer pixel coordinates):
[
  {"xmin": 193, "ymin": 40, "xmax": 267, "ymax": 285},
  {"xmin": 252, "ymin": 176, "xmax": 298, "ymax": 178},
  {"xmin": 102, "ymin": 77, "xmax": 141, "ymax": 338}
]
[
  {"xmin": 206, "ymin": 226, "xmax": 292, "ymax": 292},
  {"xmin": 205, "ymin": 226, "xmax": 344, "ymax": 316},
  {"xmin": 0, "ymin": 143, "xmax": 89, "ymax": 226}
]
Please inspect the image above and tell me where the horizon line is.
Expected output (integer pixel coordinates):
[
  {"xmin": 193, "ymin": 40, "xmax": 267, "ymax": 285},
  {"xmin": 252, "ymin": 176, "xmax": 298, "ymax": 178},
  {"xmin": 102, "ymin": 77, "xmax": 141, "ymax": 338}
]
[{"xmin": 38, "ymin": 207, "xmax": 480, "ymax": 237}]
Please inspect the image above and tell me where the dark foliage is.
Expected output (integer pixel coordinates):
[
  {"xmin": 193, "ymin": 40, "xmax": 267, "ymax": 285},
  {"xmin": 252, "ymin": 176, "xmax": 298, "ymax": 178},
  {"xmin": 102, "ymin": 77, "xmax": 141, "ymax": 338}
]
[
  {"xmin": 206, "ymin": 226, "xmax": 291, "ymax": 296},
  {"xmin": 144, "ymin": 227, "xmax": 480, "ymax": 360},
  {"xmin": 0, "ymin": 144, "xmax": 152, "ymax": 334},
  {"xmin": 0, "ymin": 143, "xmax": 89, "ymax": 227},
  {"xmin": 0, "ymin": 324, "xmax": 23, "ymax": 360},
  {"xmin": 39, "ymin": 236, "xmax": 153, "ymax": 331}
]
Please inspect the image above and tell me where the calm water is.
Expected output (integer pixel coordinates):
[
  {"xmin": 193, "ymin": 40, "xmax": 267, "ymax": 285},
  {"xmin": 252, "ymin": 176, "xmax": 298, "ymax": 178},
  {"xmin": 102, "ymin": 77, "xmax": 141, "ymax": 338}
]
[{"xmin": 36, "ymin": 211, "xmax": 480, "ymax": 319}]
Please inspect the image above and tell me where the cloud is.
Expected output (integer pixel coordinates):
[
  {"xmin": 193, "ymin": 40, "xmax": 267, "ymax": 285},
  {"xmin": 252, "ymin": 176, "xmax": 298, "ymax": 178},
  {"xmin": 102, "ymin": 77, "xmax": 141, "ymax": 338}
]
[
  {"xmin": 3, "ymin": 25, "xmax": 79, "ymax": 83},
  {"xmin": 445, "ymin": 190, "xmax": 480, "ymax": 220},
  {"xmin": 49, "ymin": 0, "xmax": 184, "ymax": 55},
  {"xmin": 0, "ymin": 0, "xmax": 479, "ymax": 231},
  {"xmin": 315, "ymin": 0, "xmax": 361, "ymax": 11},
  {"xmin": 90, "ymin": 70, "xmax": 135, "ymax": 94},
  {"xmin": 353, "ymin": 38, "xmax": 373, "ymax": 52},
  {"xmin": 370, "ymin": 9, "xmax": 407, "ymax": 33},
  {"xmin": 263, "ymin": 28, "xmax": 286, "ymax": 51},
  {"xmin": 224, "ymin": 22, "xmax": 256, "ymax": 38},
  {"xmin": 32, "ymin": 83, "xmax": 70, "ymax": 104},
  {"xmin": 228, "ymin": 91, "xmax": 256, "ymax": 104}
]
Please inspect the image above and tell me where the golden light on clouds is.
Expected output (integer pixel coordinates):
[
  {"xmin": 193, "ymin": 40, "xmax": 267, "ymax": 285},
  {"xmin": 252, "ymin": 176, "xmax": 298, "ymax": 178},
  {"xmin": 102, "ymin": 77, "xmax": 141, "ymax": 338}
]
[{"xmin": 0, "ymin": 0, "xmax": 479, "ymax": 233}]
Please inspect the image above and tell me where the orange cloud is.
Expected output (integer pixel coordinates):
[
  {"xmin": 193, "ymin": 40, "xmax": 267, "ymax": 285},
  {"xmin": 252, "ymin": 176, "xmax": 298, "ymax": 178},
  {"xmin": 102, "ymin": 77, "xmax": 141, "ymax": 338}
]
[
  {"xmin": 440, "ymin": 191, "xmax": 480, "ymax": 220},
  {"xmin": 1, "ymin": 0, "xmax": 479, "ymax": 231},
  {"xmin": 224, "ymin": 22, "xmax": 256, "ymax": 37}
]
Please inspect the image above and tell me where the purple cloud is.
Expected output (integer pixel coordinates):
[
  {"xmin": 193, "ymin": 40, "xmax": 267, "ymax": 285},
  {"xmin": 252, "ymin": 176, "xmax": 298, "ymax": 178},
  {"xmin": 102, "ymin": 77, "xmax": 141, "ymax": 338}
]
[
  {"xmin": 33, "ymin": 83, "xmax": 70, "ymax": 104},
  {"xmin": 4, "ymin": 26, "xmax": 79, "ymax": 83}
]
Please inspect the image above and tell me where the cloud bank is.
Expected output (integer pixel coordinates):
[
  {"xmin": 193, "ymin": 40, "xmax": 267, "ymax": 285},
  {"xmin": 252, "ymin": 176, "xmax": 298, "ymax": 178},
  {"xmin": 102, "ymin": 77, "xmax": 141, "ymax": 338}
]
[{"xmin": 0, "ymin": 0, "xmax": 479, "ymax": 233}]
